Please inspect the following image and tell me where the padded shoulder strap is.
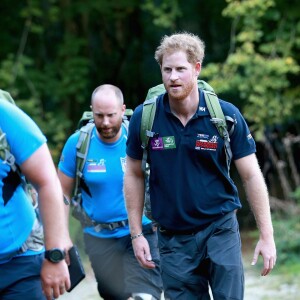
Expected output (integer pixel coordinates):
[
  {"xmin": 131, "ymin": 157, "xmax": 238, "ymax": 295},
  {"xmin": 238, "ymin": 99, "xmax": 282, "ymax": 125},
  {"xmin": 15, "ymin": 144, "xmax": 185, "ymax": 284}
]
[
  {"xmin": 203, "ymin": 90, "xmax": 233, "ymax": 174},
  {"xmin": 0, "ymin": 89, "xmax": 15, "ymax": 105},
  {"xmin": 122, "ymin": 118, "xmax": 129, "ymax": 134},
  {"xmin": 203, "ymin": 90, "xmax": 227, "ymax": 137},
  {"xmin": 140, "ymin": 97, "xmax": 158, "ymax": 172},
  {"xmin": 74, "ymin": 122, "xmax": 94, "ymax": 198},
  {"xmin": 0, "ymin": 127, "xmax": 17, "ymax": 171},
  {"xmin": 0, "ymin": 127, "xmax": 27, "ymax": 203}
]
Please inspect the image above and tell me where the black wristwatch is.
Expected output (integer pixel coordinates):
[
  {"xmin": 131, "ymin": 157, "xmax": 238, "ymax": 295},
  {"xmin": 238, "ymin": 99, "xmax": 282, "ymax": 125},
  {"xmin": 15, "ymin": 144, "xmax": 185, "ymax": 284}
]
[{"xmin": 45, "ymin": 248, "xmax": 66, "ymax": 263}]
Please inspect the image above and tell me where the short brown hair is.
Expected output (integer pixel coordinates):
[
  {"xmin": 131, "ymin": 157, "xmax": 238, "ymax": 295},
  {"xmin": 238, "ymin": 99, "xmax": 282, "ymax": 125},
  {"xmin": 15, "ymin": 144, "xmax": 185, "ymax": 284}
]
[{"xmin": 154, "ymin": 32, "xmax": 205, "ymax": 66}]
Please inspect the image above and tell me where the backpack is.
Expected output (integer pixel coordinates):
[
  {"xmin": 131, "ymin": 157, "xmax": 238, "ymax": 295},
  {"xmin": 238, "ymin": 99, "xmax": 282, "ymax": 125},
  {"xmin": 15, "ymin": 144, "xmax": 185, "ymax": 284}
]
[
  {"xmin": 71, "ymin": 108, "xmax": 134, "ymax": 229},
  {"xmin": 140, "ymin": 80, "xmax": 235, "ymax": 175}
]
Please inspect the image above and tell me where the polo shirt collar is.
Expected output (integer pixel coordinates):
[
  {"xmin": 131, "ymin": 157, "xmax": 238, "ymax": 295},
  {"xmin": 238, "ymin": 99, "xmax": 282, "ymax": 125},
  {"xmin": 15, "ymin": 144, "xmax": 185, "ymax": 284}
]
[{"xmin": 162, "ymin": 89, "xmax": 210, "ymax": 117}]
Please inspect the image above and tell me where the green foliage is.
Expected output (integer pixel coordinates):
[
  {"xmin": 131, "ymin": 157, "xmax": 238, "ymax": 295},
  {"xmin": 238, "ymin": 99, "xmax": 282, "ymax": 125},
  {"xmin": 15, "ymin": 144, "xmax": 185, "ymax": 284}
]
[
  {"xmin": 141, "ymin": 0, "xmax": 181, "ymax": 29},
  {"xmin": 273, "ymin": 214, "xmax": 300, "ymax": 267},
  {"xmin": 0, "ymin": 0, "xmax": 299, "ymax": 156},
  {"xmin": 202, "ymin": 0, "xmax": 300, "ymax": 138},
  {"xmin": 290, "ymin": 186, "xmax": 300, "ymax": 203}
]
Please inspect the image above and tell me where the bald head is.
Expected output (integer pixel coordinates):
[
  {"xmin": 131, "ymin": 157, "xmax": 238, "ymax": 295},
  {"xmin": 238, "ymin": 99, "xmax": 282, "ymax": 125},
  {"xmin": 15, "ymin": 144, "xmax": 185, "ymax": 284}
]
[{"xmin": 91, "ymin": 84, "xmax": 124, "ymax": 106}]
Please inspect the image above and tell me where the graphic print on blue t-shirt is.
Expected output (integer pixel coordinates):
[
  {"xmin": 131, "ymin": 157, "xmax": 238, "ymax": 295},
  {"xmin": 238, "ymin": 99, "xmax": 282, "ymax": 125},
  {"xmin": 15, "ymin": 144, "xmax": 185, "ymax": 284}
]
[{"xmin": 87, "ymin": 158, "xmax": 107, "ymax": 173}]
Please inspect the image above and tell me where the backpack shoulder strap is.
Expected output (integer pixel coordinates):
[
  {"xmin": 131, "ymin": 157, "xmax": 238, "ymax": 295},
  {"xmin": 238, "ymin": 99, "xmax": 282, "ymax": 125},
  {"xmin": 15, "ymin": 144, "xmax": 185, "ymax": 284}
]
[
  {"xmin": 140, "ymin": 97, "xmax": 158, "ymax": 172},
  {"xmin": 203, "ymin": 90, "xmax": 233, "ymax": 173},
  {"xmin": 0, "ymin": 127, "xmax": 18, "ymax": 171},
  {"xmin": 0, "ymin": 126, "xmax": 29, "ymax": 203},
  {"xmin": 73, "ymin": 122, "xmax": 94, "ymax": 198},
  {"xmin": 0, "ymin": 89, "xmax": 16, "ymax": 105},
  {"xmin": 122, "ymin": 117, "xmax": 130, "ymax": 134}
]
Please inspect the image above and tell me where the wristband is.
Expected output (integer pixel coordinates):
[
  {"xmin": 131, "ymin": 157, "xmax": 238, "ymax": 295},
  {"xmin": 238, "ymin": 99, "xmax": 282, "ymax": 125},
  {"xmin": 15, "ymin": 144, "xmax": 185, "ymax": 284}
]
[{"xmin": 131, "ymin": 232, "xmax": 144, "ymax": 240}]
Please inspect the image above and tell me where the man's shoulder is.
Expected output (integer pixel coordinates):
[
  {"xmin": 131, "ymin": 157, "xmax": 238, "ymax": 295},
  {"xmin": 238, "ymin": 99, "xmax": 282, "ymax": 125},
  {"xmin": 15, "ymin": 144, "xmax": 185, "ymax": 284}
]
[
  {"xmin": 217, "ymin": 98, "xmax": 241, "ymax": 117},
  {"xmin": 63, "ymin": 130, "xmax": 82, "ymax": 150}
]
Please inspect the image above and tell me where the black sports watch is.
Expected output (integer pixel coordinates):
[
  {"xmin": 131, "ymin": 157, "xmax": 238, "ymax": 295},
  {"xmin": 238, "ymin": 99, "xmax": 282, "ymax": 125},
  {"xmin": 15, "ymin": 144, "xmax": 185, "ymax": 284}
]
[{"xmin": 45, "ymin": 248, "xmax": 66, "ymax": 263}]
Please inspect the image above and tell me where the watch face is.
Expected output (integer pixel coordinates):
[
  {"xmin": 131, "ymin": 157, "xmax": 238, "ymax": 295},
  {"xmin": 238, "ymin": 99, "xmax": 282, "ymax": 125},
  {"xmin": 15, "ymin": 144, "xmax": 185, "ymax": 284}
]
[
  {"xmin": 51, "ymin": 249, "xmax": 64, "ymax": 262},
  {"xmin": 46, "ymin": 248, "xmax": 65, "ymax": 263}
]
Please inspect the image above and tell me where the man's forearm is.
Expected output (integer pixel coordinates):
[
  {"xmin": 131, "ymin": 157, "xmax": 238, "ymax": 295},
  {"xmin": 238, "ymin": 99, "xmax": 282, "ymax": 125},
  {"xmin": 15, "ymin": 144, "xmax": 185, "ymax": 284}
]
[
  {"xmin": 244, "ymin": 172, "xmax": 274, "ymax": 238},
  {"xmin": 124, "ymin": 174, "xmax": 145, "ymax": 236},
  {"xmin": 38, "ymin": 183, "xmax": 69, "ymax": 249}
]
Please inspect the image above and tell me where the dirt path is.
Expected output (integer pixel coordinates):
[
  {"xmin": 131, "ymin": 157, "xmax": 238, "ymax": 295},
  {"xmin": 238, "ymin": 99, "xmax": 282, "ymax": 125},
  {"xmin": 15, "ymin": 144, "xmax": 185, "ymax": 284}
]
[
  {"xmin": 243, "ymin": 260, "xmax": 300, "ymax": 300},
  {"xmin": 60, "ymin": 266, "xmax": 98, "ymax": 300}
]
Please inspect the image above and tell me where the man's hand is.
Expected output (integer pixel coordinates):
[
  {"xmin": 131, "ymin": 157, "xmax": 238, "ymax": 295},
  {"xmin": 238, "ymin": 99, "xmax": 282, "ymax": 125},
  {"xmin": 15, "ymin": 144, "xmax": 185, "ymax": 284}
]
[
  {"xmin": 41, "ymin": 260, "xmax": 70, "ymax": 300},
  {"xmin": 251, "ymin": 237, "xmax": 277, "ymax": 276},
  {"xmin": 132, "ymin": 236, "xmax": 156, "ymax": 269}
]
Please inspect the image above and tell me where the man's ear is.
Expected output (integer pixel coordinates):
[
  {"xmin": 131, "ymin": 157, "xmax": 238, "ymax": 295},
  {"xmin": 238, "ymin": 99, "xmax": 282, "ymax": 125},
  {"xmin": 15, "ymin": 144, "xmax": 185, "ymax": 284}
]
[{"xmin": 195, "ymin": 62, "xmax": 201, "ymax": 77}]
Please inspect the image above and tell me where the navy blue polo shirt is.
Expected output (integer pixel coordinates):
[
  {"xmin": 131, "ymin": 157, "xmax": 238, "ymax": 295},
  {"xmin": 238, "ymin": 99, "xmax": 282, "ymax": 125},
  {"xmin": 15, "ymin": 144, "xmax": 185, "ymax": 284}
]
[{"xmin": 126, "ymin": 90, "xmax": 256, "ymax": 231}]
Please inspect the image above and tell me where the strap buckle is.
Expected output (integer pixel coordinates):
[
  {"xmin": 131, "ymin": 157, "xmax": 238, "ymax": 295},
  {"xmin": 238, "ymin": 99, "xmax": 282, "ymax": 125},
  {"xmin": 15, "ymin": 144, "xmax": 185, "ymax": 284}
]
[{"xmin": 94, "ymin": 220, "xmax": 128, "ymax": 232}]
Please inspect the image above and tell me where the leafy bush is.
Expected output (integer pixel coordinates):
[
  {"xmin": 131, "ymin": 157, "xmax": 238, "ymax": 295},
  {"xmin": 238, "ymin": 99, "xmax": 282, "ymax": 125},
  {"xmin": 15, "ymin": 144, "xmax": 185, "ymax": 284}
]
[{"xmin": 273, "ymin": 214, "xmax": 300, "ymax": 268}]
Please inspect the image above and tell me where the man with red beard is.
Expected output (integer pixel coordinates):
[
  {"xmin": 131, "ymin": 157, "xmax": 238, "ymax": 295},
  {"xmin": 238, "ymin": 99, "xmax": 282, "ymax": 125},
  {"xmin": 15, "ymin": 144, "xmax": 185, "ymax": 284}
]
[
  {"xmin": 58, "ymin": 84, "xmax": 162, "ymax": 300},
  {"xmin": 124, "ymin": 32, "xmax": 276, "ymax": 300}
]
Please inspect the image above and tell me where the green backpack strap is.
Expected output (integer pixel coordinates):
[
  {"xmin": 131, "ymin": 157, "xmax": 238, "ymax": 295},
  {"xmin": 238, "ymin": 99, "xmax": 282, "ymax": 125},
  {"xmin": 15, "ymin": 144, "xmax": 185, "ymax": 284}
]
[
  {"xmin": 140, "ymin": 97, "xmax": 158, "ymax": 172},
  {"xmin": 0, "ymin": 127, "xmax": 16, "ymax": 171},
  {"xmin": 0, "ymin": 89, "xmax": 16, "ymax": 105},
  {"xmin": 73, "ymin": 122, "xmax": 94, "ymax": 201},
  {"xmin": 203, "ymin": 90, "xmax": 233, "ymax": 173}
]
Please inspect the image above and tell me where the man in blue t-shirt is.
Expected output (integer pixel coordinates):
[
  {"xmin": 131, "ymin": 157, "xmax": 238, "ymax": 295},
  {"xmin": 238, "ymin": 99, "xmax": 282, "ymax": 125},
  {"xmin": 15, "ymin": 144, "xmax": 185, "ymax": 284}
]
[
  {"xmin": 58, "ymin": 84, "xmax": 162, "ymax": 300},
  {"xmin": 0, "ymin": 94, "xmax": 71, "ymax": 300},
  {"xmin": 124, "ymin": 32, "xmax": 277, "ymax": 300}
]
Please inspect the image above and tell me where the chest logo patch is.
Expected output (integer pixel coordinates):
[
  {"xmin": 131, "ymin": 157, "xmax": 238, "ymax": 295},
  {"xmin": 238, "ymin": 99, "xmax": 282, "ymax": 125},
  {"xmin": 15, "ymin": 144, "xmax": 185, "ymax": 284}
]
[
  {"xmin": 87, "ymin": 158, "xmax": 106, "ymax": 172},
  {"xmin": 151, "ymin": 136, "xmax": 176, "ymax": 150},
  {"xmin": 195, "ymin": 135, "xmax": 218, "ymax": 151}
]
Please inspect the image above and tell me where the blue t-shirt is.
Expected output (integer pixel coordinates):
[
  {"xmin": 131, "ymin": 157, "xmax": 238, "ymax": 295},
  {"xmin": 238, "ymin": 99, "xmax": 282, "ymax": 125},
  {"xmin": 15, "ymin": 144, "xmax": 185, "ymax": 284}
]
[
  {"xmin": 58, "ymin": 124, "xmax": 151, "ymax": 238},
  {"xmin": 0, "ymin": 100, "xmax": 46, "ymax": 263},
  {"xmin": 126, "ymin": 90, "xmax": 256, "ymax": 231}
]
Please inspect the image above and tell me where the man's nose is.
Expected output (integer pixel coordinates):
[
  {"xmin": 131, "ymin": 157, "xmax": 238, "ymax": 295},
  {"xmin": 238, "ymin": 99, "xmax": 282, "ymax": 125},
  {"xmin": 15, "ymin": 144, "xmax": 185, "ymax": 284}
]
[
  {"xmin": 170, "ymin": 70, "xmax": 179, "ymax": 81},
  {"xmin": 102, "ymin": 116, "xmax": 110, "ymax": 125}
]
